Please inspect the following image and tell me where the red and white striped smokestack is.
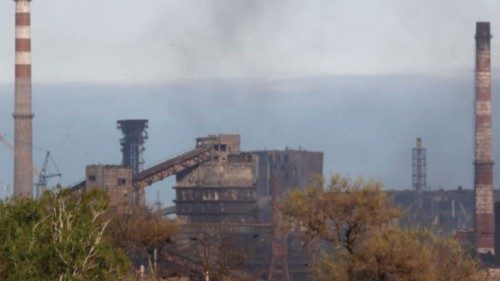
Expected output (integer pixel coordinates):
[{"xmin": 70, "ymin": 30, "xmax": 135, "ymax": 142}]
[
  {"xmin": 474, "ymin": 22, "xmax": 494, "ymax": 254},
  {"xmin": 13, "ymin": 0, "xmax": 33, "ymax": 198}
]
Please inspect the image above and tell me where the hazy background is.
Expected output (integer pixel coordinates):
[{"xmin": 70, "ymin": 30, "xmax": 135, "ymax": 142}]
[{"xmin": 0, "ymin": 1, "xmax": 498, "ymax": 204}]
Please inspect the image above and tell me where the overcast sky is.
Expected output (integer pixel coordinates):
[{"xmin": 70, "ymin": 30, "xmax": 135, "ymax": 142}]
[{"xmin": 0, "ymin": 0, "xmax": 498, "ymax": 83}]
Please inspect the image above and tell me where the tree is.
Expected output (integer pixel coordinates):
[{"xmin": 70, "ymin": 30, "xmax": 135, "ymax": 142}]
[
  {"xmin": 0, "ymin": 188, "xmax": 130, "ymax": 281},
  {"xmin": 105, "ymin": 205, "xmax": 178, "ymax": 279},
  {"xmin": 105, "ymin": 200, "xmax": 254, "ymax": 280},
  {"xmin": 162, "ymin": 232, "xmax": 257, "ymax": 281},
  {"xmin": 106, "ymin": 205, "xmax": 178, "ymax": 255},
  {"xmin": 281, "ymin": 174, "xmax": 487, "ymax": 281}
]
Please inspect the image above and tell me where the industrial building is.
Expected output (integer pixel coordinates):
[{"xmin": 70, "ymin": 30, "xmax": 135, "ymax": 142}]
[
  {"xmin": 174, "ymin": 135, "xmax": 259, "ymax": 224},
  {"xmin": 8, "ymin": 1, "xmax": 498, "ymax": 277},
  {"xmin": 70, "ymin": 132, "xmax": 323, "ymax": 280}
]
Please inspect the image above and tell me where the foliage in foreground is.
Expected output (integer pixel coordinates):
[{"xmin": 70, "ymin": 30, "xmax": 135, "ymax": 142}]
[
  {"xmin": 0, "ymin": 189, "xmax": 129, "ymax": 281},
  {"xmin": 281, "ymin": 175, "xmax": 488, "ymax": 281}
]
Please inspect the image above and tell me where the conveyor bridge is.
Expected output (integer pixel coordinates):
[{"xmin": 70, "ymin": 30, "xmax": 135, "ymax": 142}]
[{"xmin": 133, "ymin": 146, "xmax": 212, "ymax": 189}]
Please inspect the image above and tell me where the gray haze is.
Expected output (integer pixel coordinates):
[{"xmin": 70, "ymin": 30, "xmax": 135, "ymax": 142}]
[
  {"xmin": 0, "ymin": 75, "xmax": 494, "ymax": 205},
  {"xmin": 0, "ymin": 1, "xmax": 499, "ymax": 82},
  {"xmin": 0, "ymin": 1, "xmax": 498, "ymax": 204}
]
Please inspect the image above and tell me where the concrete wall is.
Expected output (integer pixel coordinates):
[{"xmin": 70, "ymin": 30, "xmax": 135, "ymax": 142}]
[
  {"xmin": 174, "ymin": 138, "xmax": 258, "ymax": 223},
  {"xmin": 253, "ymin": 149, "xmax": 324, "ymax": 197},
  {"xmin": 85, "ymin": 165, "xmax": 133, "ymax": 213},
  {"xmin": 176, "ymin": 162, "xmax": 255, "ymax": 187}
]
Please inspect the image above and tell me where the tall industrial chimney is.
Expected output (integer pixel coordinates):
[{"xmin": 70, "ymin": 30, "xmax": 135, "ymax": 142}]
[
  {"xmin": 474, "ymin": 22, "xmax": 494, "ymax": 254},
  {"xmin": 13, "ymin": 0, "xmax": 33, "ymax": 198}
]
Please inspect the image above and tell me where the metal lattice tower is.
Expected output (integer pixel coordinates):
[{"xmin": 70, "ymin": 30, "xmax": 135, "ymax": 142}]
[
  {"xmin": 117, "ymin": 120, "xmax": 148, "ymax": 176},
  {"xmin": 412, "ymin": 137, "xmax": 427, "ymax": 193},
  {"xmin": 117, "ymin": 120, "xmax": 148, "ymax": 205},
  {"xmin": 268, "ymin": 168, "xmax": 291, "ymax": 281}
]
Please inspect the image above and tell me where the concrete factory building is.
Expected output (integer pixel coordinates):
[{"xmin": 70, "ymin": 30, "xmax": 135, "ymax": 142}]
[
  {"xmin": 174, "ymin": 134, "xmax": 259, "ymax": 224},
  {"xmin": 86, "ymin": 165, "xmax": 133, "ymax": 213},
  {"xmin": 73, "ymin": 133, "xmax": 323, "ymax": 221},
  {"xmin": 173, "ymin": 134, "xmax": 323, "ymax": 224},
  {"xmin": 72, "ymin": 132, "xmax": 323, "ymax": 280}
]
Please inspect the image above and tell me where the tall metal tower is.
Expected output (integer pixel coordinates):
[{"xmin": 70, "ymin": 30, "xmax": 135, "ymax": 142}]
[
  {"xmin": 117, "ymin": 120, "xmax": 148, "ymax": 176},
  {"xmin": 268, "ymin": 166, "xmax": 291, "ymax": 281},
  {"xmin": 117, "ymin": 120, "xmax": 148, "ymax": 205},
  {"xmin": 412, "ymin": 137, "xmax": 427, "ymax": 193},
  {"xmin": 13, "ymin": 0, "xmax": 34, "ymax": 198},
  {"xmin": 474, "ymin": 22, "xmax": 494, "ymax": 254}
]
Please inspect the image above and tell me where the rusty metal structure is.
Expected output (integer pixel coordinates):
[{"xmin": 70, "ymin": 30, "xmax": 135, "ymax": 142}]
[
  {"xmin": 117, "ymin": 120, "xmax": 148, "ymax": 176},
  {"xmin": 412, "ymin": 137, "xmax": 427, "ymax": 193},
  {"xmin": 71, "ymin": 132, "xmax": 322, "ymax": 280},
  {"xmin": 268, "ymin": 172, "xmax": 291, "ymax": 281},
  {"xmin": 34, "ymin": 151, "xmax": 61, "ymax": 198},
  {"xmin": 474, "ymin": 22, "xmax": 494, "ymax": 254},
  {"xmin": 13, "ymin": 0, "xmax": 34, "ymax": 198},
  {"xmin": 135, "ymin": 145, "xmax": 212, "ymax": 190},
  {"xmin": 407, "ymin": 137, "xmax": 427, "ymax": 225},
  {"xmin": 117, "ymin": 120, "xmax": 148, "ymax": 204}
]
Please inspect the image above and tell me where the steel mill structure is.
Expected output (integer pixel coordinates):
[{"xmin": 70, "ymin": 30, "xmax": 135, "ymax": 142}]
[
  {"xmin": 117, "ymin": 120, "xmax": 149, "ymax": 177},
  {"xmin": 404, "ymin": 138, "xmax": 428, "ymax": 226},
  {"xmin": 117, "ymin": 120, "xmax": 149, "ymax": 204},
  {"xmin": 412, "ymin": 137, "xmax": 427, "ymax": 193},
  {"xmin": 13, "ymin": 0, "xmax": 34, "ymax": 198},
  {"xmin": 71, "ymin": 133, "xmax": 323, "ymax": 280},
  {"xmin": 32, "ymin": 15, "xmax": 500, "ymax": 279},
  {"xmin": 474, "ymin": 22, "xmax": 495, "ymax": 255}
]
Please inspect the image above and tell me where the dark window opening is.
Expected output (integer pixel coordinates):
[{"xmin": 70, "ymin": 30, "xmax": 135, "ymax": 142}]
[
  {"xmin": 88, "ymin": 175, "xmax": 96, "ymax": 181},
  {"xmin": 118, "ymin": 178, "xmax": 127, "ymax": 186},
  {"xmin": 213, "ymin": 145, "xmax": 219, "ymax": 151},
  {"xmin": 220, "ymin": 144, "xmax": 227, "ymax": 151}
]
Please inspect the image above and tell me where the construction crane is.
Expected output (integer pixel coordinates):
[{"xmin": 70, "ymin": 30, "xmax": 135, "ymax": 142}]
[
  {"xmin": 35, "ymin": 151, "xmax": 61, "ymax": 198},
  {"xmin": 0, "ymin": 133, "xmax": 61, "ymax": 197}
]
